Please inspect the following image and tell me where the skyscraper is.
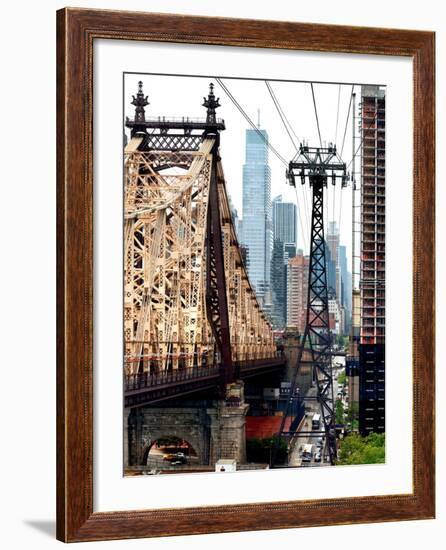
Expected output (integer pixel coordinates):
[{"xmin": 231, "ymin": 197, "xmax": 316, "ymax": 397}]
[
  {"xmin": 358, "ymin": 85, "xmax": 386, "ymax": 436},
  {"xmin": 228, "ymin": 196, "xmax": 242, "ymax": 242},
  {"xmin": 286, "ymin": 252, "xmax": 309, "ymax": 334},
  {"xmin": 242, "ymin": 127, "xmax": 272, "ymax": 303},
  {"xmin": 325, "ymin": 241, "xmax": 337, "ymax": 296},
  {"xmin": 270, "ymin": 240, "xmax": 286, "ymax": 328},
  {"xmin": 270, "ymin": 195, "xmax": 297, "ymax": 327},
  {"xmin": 327, "ymin": 221, "xmax": 340, "ymax": 300},
  {"xmin": 272, "ymin": 195, "xmax": 297, "ymax": 249},
  {"xmin": 339, "ymin": 245, "xmax": 352, "ymax": 330},
  {"xmin": 327, "ymin": 221, "xmax": 340, "ymax": 263}
]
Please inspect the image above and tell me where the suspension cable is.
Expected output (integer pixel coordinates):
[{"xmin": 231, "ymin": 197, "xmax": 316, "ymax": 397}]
[
  {"xmin": 265, "ymin": 81, "xmax": 300, "ymax": 151},
  {"xmin": 334, "ymin": 84, "xmax": 341, "ymax": 145},
  {"xmin": 265, "ymin": 81, "xmax": 302, "ymax": 144},
  {"xmin": 340, "ymin": 85, "xmax": 354, "ymax": 157},
  {"xmin": 310, "ymin": 83, "xmax": 323, "ymax": 148},
  {"xmin": 346, "ymin": 110, "xmax": 379, "ymax": 171},
  {"xmin": 216, "ymin": 78, "xmax": 288, "ymax": 167},
  {"xmin": 293, "ymin": 185, "xmax": 309, "ymax": 254},
  {"xmin": 337, "ymin": 187, "xmax": 344, "ymax": 242},
  {"xmin": 264, "ymin": 80, "xmax": 310, "ymax": 247}
]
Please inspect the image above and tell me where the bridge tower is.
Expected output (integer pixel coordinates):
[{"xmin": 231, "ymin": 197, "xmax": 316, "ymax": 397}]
[
  {"xmin": 124, "ymin": 81, "xmax": 235, "ymax": 392},
  {"xmin": 124, "ymin": 80, "xmax": 276, "ymax": 397},
  {"xmin": 279, "ymin": 145, "xmax": 347, "ymax": 465},
  {"xmin": 202, "ymin": 83, "xmax": 235, "ymax": 387}
]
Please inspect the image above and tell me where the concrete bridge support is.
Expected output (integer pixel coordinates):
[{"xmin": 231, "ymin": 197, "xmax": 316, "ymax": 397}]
[
  {"xmin": 127, "ymin": 406, "xmax": 210, "ymax": 466},
  {"xmin": 125, "ymin": 382, "xmax": 249, "ymax": 469},
  {"xmin": 282, "ymin": 332, "xmax": 313, "ymax": 396},
  {"xmin": 207, "ymin": 383, "xmax": 249, "ymax": 464}
]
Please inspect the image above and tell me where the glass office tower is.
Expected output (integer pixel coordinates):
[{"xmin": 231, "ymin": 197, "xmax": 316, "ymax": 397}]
[{"xmin": 242, "ymin": 127, "xmax": 272, "ymax": 304}]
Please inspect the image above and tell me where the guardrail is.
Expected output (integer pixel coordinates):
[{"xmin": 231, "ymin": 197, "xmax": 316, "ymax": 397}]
[
  {"xmin": 125, "ymin": 365, "xmax": 221, "ymax": 392},
  {"xmin": 124, "ymin": 355, "xmax": 286, "ymax": 392}
]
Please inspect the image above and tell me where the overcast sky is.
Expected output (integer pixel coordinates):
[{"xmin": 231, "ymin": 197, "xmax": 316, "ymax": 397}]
[{"xmin": 124, "ymin": 73, "xmax": 382, "ymax": 274}]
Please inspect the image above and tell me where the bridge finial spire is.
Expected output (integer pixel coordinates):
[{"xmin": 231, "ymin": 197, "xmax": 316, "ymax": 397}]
[
  {"xmin": 203, "ymin": 82, "xmax": 221, "ymax": 128},
  {"xmin": 131, "ymin": 80, "xmax": 149, "ymax": 123}
]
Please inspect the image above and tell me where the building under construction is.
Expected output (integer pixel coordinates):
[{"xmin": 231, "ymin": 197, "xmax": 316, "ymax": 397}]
[{"xmin": 358, "ymin": 85, "xmax": 386, "ymax": 435}]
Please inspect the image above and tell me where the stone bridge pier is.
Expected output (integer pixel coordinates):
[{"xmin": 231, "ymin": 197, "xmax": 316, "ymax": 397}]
[
  {"xmin": 125, "ymin": 382, "xmax": 249, "ymax": 469},
  {"xmin": 282, "ymin": 331, "xmax": 313, "ymax": 395}
]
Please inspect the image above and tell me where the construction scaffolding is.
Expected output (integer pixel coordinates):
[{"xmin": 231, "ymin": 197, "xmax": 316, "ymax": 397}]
[{"xmin": 358, "ymin": 85, "xmax": 386, "ymax": 435}]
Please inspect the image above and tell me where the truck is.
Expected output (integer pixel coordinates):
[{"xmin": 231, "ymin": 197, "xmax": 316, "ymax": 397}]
[
  {"xmin": 312, "ymin": 413, "xmax": 321, "ymax": 430},
  {"xmin": 301, "ymin": 444, "xmax": 314, "ymax": 462}
]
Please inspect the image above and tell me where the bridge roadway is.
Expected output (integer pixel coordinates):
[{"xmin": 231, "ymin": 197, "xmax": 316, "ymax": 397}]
[{"xmin": 124, "ymin": 355, "xmax": 287, "ymax": 408}]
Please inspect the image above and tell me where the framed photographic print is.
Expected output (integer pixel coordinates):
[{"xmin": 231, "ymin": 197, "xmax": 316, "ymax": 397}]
[{"xmin": 56, "ymin": 8, "xmax": 435, "ymax": 542}]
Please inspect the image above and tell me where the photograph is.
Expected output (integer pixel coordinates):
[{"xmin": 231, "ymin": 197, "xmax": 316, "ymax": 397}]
[
  {"xmin": 123, "ymin": 73, "xmax": 386, "ymax": 475},
  {"xmin": 52, "ymin": 3, "xmax": 437, "ymax": 543},
  {"xmin": 1, "ymin": 2, "xmax": 439, "ymax": 546}
]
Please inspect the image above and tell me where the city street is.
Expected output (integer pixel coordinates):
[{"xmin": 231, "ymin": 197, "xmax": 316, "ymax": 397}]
[{"xmin": 288, "ymin": 356, "xmax": 343, "ymax": 467}]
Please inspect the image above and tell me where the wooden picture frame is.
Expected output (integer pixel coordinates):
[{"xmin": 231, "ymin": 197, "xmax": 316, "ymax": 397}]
[{"xmin": 56, "ymin": 7, "xmax": 435, "ymax": 542}]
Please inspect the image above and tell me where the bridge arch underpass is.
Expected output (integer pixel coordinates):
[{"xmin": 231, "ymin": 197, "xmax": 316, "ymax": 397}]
[
  {"xmin": 143, "ymin": 437, "xmax": 199, "ymax": 467},
  {"xmin": 129, "ymin": 406, "xmax": 210, "ymax": 466}
]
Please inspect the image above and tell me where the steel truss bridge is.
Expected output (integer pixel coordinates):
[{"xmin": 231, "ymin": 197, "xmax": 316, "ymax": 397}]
[{"xmin": 124, "ymin": 82, "xmax": 284, "ymax": 407}]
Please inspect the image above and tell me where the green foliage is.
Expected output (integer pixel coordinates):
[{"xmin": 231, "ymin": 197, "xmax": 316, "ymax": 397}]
[
  {"xmin": 337, "ymin": 432, "xmax": 385, "ymax": 465},
  {"xmin": 346, "ymin": 401, "xmax": 359, "ymax": 425},
  {"xmin": 337, "ymin": 371, "xmax": 347, "ymax": 386},
  {"xmin": 246, "ymin": 436, "xmax": 288, "ymax": 465},
  {"xmin": 336, "ymin": 334, "xmax": 349, "ymax": 348},
  {"xmin": 335, "ymin": 399, "xmax": 345, "ymax": 424}
]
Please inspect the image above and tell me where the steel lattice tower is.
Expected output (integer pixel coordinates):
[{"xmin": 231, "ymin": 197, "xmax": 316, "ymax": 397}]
[{"xmin": 276, "ymin": 145, "xmax": 347, "ymax": 466}]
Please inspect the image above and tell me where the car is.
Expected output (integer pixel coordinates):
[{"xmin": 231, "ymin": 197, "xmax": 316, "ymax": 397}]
[
  {"xmin": 314, "ymin": 451, "xmax": 322, "ymax": 462},
  {"xmin": 163, "ymin": 453, "xmax": 177, "ymax": 461},
  {"xmin": 163, "ymin": 452, "xmax": 187, "ymax": 464}
]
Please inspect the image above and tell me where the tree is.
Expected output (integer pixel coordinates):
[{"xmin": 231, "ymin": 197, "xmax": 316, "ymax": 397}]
[
  {"xmin": 336, "ymin": 334, "xmax": 348, "ymax": 349},
  {"xmin": 246, "ymin": 436, "xmax": 288, "ymax": 465},
  {"xmin": 337, "ymin": 432, "xmax": 385, "ymax": 465},
  {"xmin": 335, "ymin": 399, "xmax": 345, "ymax": 424},
  {"xmin": 346, "ymin": 401, "xmax": 359, "ymax": 428}
]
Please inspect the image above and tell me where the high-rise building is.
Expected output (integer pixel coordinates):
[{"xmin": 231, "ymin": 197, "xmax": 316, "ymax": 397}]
[
  {"xmin": 272, "ymin": 195, "xmax": 297, "ymax": 249},
  {"xmin": 270, "ymin": 195, "xmax": 297, "ymax": 328},
  {"xmin": 229, "ymin": 202, "xmax": 242, "ymax": 242},
  {"xmin": 284, "ymin": 243, "xmax": 297, "ymax": 262},
  {"xmin": 346, "ymin": 289, "xmax": 361, "ymax": 420},
  {"xmin": 358, "ymin": 85, "xmax": 386, "ymax": 436},
  {"xmin": 327, "ymin": 221, "xmax": 340, "ymax": 264},
  {"xmin": 270, "ymin": 240, "xmax": 286, "ymax": 328},
  {"xmin": 339, "ymin": 245, "xmax": 352, "ymax": 331},
  {"xmin": 286, "ymin": 252, "xmax": 309, "ymax": 333},
  {"xmin": 242, "ymin": 127, "xmax": 272, "ymax": 304},
  {"xmin": 325, "ymin": 241, "xmax": 337, "ymax": 296},
  {"xmin": 328, "ymin": 297, "xmax": 345, "ymax": 335},
  {"xmin": 327, "ymin": 221, "xmax": 341, "ymax": 300}
]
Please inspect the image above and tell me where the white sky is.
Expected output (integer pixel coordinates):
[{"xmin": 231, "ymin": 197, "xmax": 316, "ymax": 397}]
[{"xmin": 124, "ymin": 73, "xmax": 382, "ymax": 273}]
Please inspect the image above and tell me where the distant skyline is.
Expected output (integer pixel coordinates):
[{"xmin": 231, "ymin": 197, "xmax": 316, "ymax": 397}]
[{"xmin": 124, "ymin": 73, "xmax": 383, "ymax": 273}]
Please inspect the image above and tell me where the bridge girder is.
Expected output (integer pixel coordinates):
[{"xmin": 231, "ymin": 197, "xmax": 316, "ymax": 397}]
[{"xmin": 124, "ymin": 137, "xmax": 276, "ymax": 379}]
